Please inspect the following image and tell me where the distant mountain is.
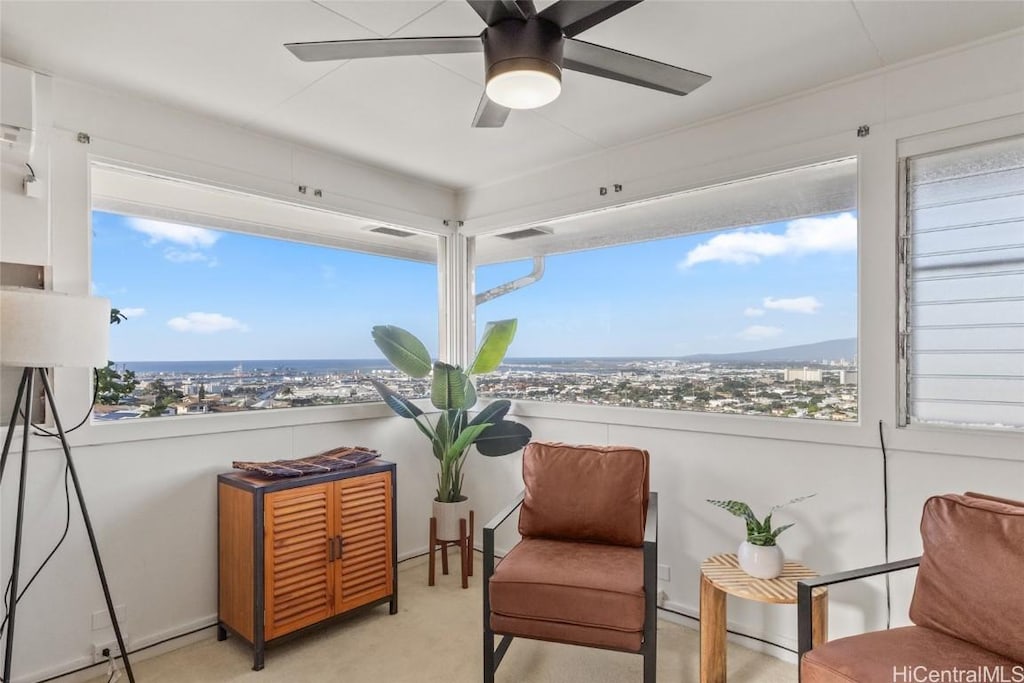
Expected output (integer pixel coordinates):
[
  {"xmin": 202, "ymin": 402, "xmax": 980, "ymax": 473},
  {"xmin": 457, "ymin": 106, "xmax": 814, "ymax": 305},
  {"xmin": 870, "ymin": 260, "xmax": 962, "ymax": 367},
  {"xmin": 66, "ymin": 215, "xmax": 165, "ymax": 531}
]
[{"xmin": 683, "ymin": 338, "xmax": 857, "ymax": 363}]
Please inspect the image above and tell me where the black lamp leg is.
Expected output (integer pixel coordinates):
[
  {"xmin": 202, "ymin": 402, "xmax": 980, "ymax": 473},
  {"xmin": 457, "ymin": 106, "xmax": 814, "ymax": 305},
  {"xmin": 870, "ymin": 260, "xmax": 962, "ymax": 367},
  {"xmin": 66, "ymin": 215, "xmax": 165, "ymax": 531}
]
[
  {"xmin": 2, "ymin": 368, "xmax": 35, "ymax": 682},
  {"xmin": 0, "ymin": 367, "xmax": 31, "ymax": 480},
  {"xmin": 36, "ymin": 369, "xmax": 136, "ymax": 683}
]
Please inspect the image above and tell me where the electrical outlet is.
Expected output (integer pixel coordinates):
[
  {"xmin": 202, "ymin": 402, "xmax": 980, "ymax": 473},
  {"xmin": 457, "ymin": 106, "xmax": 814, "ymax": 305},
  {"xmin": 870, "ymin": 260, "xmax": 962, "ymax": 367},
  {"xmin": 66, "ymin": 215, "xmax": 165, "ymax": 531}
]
[
  {"xmin": 93, "ymin": 641, "xmax": 119, "ymax": 664},
  {"xmin": 657, "ymin": 564, "xmax": 671, "ymax": 581}
]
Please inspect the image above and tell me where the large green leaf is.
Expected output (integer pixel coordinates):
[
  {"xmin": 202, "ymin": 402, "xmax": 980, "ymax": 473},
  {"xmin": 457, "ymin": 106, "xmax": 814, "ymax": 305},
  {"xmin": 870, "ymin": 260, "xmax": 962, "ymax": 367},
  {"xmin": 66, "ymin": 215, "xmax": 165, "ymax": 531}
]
[
  {"xmin": 475, "ymin": 419, "xmax": 532, "ymax": 456},
  {"xmin": 372, "ymin": 325, "xmax": 432, "ymax": 378},
  {"xmin": 368, "ymin": 378, "xmax": 423, "ymax": 419},
  {"xmin": 445, "ymin": 423, "xmax": 491, "ymax": 461},
  {"xmin": 431, "ymin": 362, "xmax": 468, "ymax": 410},
  {"xmin": 468, "ymin": 399, "xmax": 511, "ymax": 427},
  {"xmin": 468, "ymin": 319, "xmax": 517, "ymax": 375},
  {"xmin": 463, "ymin": 377, "xmax": 478, "ymax": 410}
]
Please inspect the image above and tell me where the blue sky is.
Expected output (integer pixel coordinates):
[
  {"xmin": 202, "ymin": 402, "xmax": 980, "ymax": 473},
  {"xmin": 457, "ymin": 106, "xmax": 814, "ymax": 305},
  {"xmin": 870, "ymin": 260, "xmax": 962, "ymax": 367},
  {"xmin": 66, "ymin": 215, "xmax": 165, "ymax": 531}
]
[
  {"xmin": 92, "ymin": 211, "xmax": 438, "ymax": 361},
  {"xmin": 93, "ymin": 210, "xmax": 856, "ymax": 361},
  {"xmin": 476, "ymin": 211, "xmax": 857, "ymax": 357}
]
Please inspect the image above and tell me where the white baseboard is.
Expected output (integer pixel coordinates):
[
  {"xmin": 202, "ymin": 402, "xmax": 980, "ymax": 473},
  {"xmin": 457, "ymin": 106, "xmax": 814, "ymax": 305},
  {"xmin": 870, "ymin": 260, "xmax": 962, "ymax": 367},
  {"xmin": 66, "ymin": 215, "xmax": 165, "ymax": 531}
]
[{"xmin": 18, "ymin": 614, "xmax": 218, "ymax": 683}]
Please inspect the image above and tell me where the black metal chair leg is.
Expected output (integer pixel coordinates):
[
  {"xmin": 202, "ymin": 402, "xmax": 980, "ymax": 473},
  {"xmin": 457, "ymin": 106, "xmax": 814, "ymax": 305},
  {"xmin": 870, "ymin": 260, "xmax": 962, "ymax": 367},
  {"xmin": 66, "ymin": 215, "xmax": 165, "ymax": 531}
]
[
  {"xmin": 643, "ymin": 646, "xmax": 656, "ymax": 683},
  {"xmin": 484, "ymin": 625, "xmax": 495, "ymax": 683}
]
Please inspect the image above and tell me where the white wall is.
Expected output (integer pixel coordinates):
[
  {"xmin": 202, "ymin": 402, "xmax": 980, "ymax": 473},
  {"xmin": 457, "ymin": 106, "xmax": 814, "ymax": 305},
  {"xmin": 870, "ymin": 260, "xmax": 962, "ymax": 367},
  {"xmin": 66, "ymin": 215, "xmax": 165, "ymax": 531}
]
[
  {"xmin": 462, "ymin": 29, "xmax": 1024, "ymax": 661},
  {"xmin": 2, "ymin": 28, "xmax": 1023, "ymax": 683}
]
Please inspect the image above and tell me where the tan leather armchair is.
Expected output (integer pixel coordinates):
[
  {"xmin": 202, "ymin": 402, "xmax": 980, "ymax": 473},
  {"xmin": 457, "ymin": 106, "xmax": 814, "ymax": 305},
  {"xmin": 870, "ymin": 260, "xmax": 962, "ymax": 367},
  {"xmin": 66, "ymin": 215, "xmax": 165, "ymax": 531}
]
[
  {"xmin": 797, "ymin": 492, "xmax": 1024, "ymax": 682},
  {"xmin": 483, "ymin": 442, "xmax": 659, "ymax": 683}
]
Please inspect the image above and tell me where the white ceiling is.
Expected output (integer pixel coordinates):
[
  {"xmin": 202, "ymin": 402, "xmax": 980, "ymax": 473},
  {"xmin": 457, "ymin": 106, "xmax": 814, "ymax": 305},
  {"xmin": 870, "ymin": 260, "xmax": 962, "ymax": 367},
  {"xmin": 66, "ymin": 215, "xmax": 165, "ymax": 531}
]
[{"xmin": 2, "ymin": 0, "xmax": 1022, "ymax": 190}]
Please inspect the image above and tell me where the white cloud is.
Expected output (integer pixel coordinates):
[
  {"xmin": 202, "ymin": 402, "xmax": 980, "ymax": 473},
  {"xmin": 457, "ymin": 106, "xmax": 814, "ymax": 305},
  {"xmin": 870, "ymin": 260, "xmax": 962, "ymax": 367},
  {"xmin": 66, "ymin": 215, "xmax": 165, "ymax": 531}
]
[
  {"xmin": 119, "ymin": 307, "xmax": 146, "ymax": 318},
  {"xmin": 128, "ymin": 217, "xmax": 219, "ymax": 249},
  {"xmin": 164, "ymin": 248, "xmax": 218, "ymax": 266},
  {"xmin": 763, "ymin": 296, "xmax": 823, "ymax": 314},
  {"xmin": 680, "ymin": 212, "xmax": 856, "ymax": 268},
  {"xmin": 744, "ymin": 307, "xmax": 765, "ymax": 317},
  {"xmin": 738, "ymin": 325, "xmax": 783, "ymax": 341},
  {"xmin": 167, "ymin": 312, "xmax": 249, "ymax": 334}
]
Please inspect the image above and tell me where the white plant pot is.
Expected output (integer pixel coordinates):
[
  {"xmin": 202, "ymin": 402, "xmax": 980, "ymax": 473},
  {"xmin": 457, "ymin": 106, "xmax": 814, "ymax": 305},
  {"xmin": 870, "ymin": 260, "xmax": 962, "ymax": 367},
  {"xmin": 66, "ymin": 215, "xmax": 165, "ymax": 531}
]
[
  {"xmin": 737, "ymin": 541, "xmax": 784, "ymax": 579},
  {"xmin": 433, "ymin": 497, "xmax": 470, "ymax": 542}
]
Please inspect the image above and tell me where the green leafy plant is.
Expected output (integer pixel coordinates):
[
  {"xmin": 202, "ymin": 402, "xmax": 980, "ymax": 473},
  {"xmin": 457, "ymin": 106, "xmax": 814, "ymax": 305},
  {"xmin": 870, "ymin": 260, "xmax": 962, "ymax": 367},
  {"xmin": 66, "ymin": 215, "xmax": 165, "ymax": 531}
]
[
  {"xmin": 369, "ymin": 319, "xmax": 532, "ymax": 503},
  {"xmin": 706, "ymin": 495, "xmax": 815, "ymax": 546},
  {"xmin": 96, "ymin": 307, "xmax": 139, "ymax": 405}
]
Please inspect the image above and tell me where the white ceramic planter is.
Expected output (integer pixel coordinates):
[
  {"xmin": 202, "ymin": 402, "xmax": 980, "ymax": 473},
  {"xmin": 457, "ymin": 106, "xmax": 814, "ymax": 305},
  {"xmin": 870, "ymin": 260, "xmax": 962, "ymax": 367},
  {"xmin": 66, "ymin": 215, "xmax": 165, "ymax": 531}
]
[
  {"xmin": 738, "ymin": 540, "xmax": 784, "ymax": 579},
  {"xmin": 433, "ymin": 497, "xmax": 470, "ymax": 542}
]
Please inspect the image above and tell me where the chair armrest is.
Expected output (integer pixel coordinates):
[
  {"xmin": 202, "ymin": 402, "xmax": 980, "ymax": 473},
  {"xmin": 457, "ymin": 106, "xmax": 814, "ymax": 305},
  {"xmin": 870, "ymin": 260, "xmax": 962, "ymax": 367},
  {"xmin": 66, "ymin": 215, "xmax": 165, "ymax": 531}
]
[
  {"xmin": 644, "ymin": 492, "xmax": 658, "ymax": 545},
  {"xmin": 797, "ymin": 556, "xmax": 921, "ymax": 657},
  {"xmin": 483, "ymin": 490, "xmax": 525, "ymax": 585},
  {"xmin": 484, "ymin": 489, "xmax": 525, "ymax": 534}
]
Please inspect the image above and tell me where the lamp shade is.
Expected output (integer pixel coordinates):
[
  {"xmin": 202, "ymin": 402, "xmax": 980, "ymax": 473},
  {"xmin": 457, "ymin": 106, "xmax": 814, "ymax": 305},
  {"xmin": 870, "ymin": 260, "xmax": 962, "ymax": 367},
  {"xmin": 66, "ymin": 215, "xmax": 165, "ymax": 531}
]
[{"xmin": 1, "ymin": 288, "xmax": 110, "ymax": 368}]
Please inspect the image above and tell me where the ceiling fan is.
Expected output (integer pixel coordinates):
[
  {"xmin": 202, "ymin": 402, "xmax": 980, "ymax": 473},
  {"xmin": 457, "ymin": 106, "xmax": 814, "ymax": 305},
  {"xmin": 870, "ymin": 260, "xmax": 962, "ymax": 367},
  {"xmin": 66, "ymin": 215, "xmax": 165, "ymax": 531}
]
[{"xmin": 285, "ymin": 0, "xmax": 711, "ymax": 128}]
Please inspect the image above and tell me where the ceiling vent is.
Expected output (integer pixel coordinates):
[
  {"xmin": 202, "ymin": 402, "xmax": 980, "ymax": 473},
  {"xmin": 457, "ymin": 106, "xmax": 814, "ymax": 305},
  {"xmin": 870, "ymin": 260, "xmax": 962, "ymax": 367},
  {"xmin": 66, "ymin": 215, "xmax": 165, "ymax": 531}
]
[
  {"xmin": 496, "ymin": 226, "xmax": 553, "ymax": 240},
  {"xmin": 368, "ymin": 225, "xmax": 417, "ymax": 238}
]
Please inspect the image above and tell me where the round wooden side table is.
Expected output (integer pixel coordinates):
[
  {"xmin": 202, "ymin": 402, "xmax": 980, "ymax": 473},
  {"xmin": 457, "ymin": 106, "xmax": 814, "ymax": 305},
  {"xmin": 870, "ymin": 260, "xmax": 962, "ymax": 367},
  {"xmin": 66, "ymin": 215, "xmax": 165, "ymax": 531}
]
[{"xmin": 699, "ymin": 553, "xmax": 828, "ymax": 683}]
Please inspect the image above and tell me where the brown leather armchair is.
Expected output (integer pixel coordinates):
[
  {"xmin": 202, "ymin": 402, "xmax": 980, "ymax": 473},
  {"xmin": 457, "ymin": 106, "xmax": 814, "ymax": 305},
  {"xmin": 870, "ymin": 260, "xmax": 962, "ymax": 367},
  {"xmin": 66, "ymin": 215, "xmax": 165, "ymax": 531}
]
[
  {"xmin": 483, "ymin": 442, "xmax": 658, "ymax": 683},
  {"xmin": 797, "ymin": 492, "xmax": 1024, "ymax": 682}
]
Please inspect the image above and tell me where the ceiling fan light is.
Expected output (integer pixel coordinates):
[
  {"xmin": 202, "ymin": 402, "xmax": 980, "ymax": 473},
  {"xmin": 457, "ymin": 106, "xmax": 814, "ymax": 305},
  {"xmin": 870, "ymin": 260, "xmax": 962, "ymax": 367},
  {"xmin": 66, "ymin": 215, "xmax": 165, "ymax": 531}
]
[{"xmin": 486, "ymin": 57, "xmax": 561, "ymax": 110}]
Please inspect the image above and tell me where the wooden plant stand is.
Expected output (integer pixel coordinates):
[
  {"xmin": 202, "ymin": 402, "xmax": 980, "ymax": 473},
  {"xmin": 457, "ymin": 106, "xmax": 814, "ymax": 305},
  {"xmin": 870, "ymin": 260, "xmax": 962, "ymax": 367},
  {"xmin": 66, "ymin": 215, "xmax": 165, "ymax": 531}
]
[
  {"xmin": 699, "ymin": 553, "xmax": 828, "ymax": 683},
  {"xmin": 428, "ymin": 510, "xmax": 474, "ymax": 589}
]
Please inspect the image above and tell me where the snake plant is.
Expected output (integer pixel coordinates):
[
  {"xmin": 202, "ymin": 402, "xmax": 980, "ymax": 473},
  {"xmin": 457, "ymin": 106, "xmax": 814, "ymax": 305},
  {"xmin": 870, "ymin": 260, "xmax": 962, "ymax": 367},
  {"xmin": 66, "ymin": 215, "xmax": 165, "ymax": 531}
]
[
  {"xmin": 369, "ymin": 319, "xmax": 532, "ymax": 503},
  {"xmin": 706, "ymin": 495, "xmax": 815, "ymax": 546}
]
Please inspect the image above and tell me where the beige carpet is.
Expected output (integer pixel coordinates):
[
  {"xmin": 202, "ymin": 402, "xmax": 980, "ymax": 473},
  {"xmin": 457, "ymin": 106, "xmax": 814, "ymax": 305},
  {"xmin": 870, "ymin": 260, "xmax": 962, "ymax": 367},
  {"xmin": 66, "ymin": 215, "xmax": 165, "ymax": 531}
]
[{"xmin": 89, "ymin": 554, "xmax": 795, "ymax": 682}]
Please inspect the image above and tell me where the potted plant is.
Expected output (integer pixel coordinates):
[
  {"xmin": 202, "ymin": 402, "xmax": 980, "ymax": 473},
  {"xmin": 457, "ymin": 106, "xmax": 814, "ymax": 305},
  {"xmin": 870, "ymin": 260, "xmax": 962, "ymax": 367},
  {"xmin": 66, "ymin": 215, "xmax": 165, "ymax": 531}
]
[
  {"xmin": 706, "ymin": 495, "xmax": 815, "ymax": 579},
  {"xmin": 369, "ymin": 319, "xmax": 532, "ymax": 541}
]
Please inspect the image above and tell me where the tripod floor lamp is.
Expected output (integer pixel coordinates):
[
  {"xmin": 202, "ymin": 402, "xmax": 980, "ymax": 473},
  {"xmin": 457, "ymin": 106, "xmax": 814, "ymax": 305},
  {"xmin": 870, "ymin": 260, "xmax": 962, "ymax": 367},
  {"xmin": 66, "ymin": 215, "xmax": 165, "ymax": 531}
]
[{"xmin": 0, "ymin": 287, "xmax": 135, "ymax": 682}]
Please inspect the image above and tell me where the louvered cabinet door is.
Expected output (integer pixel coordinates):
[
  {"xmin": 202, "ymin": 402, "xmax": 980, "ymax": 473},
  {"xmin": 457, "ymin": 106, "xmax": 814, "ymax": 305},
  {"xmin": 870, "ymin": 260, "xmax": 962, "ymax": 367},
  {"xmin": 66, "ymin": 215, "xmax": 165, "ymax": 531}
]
[
  {"xmin": 264, "ymin": 484, "xmax": 335, "ymax": 640},
  {"xmin": 334, "ymin": 471, "xmax": 393, "ymax": 614}
]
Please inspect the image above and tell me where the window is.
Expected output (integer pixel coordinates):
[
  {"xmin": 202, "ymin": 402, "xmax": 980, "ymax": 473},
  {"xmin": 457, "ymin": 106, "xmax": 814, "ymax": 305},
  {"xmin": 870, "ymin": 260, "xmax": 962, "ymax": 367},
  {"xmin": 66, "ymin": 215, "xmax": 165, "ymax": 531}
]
[
  {"xmin": 901, "ymin": 135, "xmax": 1024, "ymax": 429},
  {"xmin": 90, "ymin": 168, "xmax": 437, "ymax": 421},
  {"xmin": 474, "ymin": 159, "xmax": 858, "ymax": 422}
]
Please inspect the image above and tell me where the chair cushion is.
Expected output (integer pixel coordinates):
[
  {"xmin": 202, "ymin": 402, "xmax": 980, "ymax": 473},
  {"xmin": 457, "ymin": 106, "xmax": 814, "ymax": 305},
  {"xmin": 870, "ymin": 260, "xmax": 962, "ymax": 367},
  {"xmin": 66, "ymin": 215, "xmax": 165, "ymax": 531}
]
[
  {"xmin": 518, "ymin": 442, "xmax": 650, "ymax": 546},
  {"xmin": 490, "ymin": 614, "xmax": 643, "ymax": 653},
  {"xmin": 489, "ymin": 537, "xmax": 645, "ymax": 633},
  {"xmin": 801, "ymin": 626, "xmax": 1020, "ymax": 682},
  {"xmin": 910, "ymin": 493, "xmax": 1024, "ymax": 662}
]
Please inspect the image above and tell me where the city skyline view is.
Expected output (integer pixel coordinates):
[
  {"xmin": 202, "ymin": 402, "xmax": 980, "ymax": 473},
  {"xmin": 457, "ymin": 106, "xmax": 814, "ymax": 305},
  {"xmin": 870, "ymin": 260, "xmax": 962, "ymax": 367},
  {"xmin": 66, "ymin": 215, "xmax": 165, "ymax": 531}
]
[{"xmin": 93, "ymin": 210, "xmax": 857, "ymax": 362}]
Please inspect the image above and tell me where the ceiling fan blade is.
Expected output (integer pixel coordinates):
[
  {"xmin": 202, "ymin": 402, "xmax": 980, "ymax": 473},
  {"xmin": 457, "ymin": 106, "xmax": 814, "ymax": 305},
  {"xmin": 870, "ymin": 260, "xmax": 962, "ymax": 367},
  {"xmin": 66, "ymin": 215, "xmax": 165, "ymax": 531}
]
[
  {"xmin": 285, "ymin": 36, "xmax": 482, "ymax": 62},
  {"xmin": 472, "ymin": 92, "xmax": 511, "ymax": 128},
  {"xmin": 466, "ymin": 0, "xmax": 528, "ymax": 26},
  {"xmin": 563, "ymin": 39, "xmax": 711, "ymax": 96},
  {"xmin": 538, "ymin": 1, "xmax": 643, "ymax": 38}
]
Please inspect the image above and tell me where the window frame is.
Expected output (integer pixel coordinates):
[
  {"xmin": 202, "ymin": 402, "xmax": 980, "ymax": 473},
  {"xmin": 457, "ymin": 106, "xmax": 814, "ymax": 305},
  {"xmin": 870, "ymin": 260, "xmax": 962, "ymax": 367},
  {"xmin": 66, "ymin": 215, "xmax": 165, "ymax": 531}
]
[
  {"xmin": 896, "ymin": 118, "xmax": 1024, "ymax": 432},
  {"xmin": 83, "ymin": 161, "xmax": 444, "ymax": 438},
  {"xmin": 472, "ymin": 160, "xmax": 862, "ymax": 430}
]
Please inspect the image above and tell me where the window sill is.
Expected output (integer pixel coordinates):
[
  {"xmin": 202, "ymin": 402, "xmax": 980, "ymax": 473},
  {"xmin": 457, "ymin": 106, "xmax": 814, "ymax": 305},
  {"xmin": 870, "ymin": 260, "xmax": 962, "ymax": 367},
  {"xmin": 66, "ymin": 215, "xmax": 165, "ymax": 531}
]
[
  {"xmin": 11, "ymin": 401, "xmax": 404, "ymax": 451},
  {"xmin": 504, "ymin": 399, "xmax": 1024, "ymax": 462}
]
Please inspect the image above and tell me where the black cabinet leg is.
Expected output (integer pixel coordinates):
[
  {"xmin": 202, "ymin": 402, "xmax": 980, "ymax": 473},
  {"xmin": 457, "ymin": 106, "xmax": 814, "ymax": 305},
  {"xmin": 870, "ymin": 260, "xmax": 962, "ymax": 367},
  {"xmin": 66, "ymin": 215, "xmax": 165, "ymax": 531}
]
[
  {"xmin": 217, "ymin": 624, "xmax": 228, "ymax": 642},
  {"xmin": 253, "ymin": 643, "xmax": 265, "ymax": 671},
  {"xmin": 389, "ymin": 596, "xmax": 398, "ymax": 615}
]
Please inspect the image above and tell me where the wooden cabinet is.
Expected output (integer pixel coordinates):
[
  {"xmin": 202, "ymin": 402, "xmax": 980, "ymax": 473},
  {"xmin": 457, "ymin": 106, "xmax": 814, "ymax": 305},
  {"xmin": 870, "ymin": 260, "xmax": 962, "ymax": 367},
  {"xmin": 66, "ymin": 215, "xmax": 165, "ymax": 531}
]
[{"xmin": 218, "ymin": 461, "xmax": 396, "ymax": 670}]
